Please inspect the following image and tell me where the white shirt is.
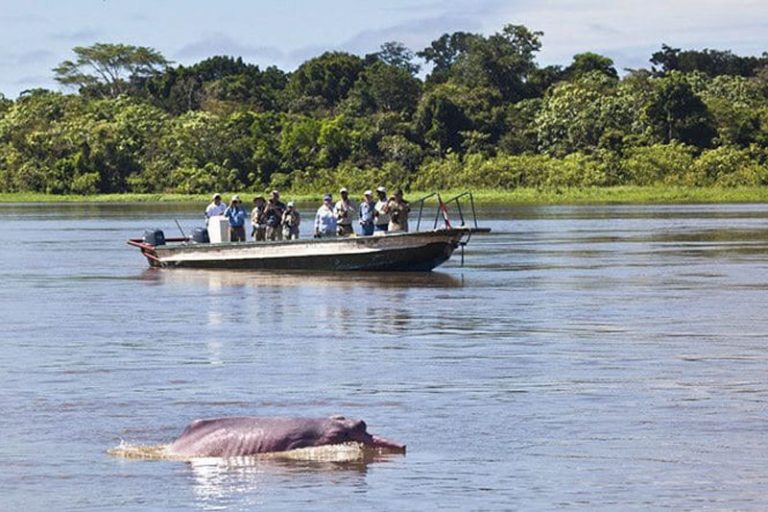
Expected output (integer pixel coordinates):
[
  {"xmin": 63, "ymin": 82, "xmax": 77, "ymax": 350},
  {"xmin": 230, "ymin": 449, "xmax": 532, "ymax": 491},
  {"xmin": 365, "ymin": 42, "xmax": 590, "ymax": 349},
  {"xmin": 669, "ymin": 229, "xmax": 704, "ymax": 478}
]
[
  {"xmin": 315, "ymin": 204, "xmax": 337, "ymax": 236},
  {"xmin": 205, "ymin": 201, "xmax": 227, "ymax": 218},
  {"xmin": 375, "ymin": 199, "xmax": 390, "ymax": 226}
]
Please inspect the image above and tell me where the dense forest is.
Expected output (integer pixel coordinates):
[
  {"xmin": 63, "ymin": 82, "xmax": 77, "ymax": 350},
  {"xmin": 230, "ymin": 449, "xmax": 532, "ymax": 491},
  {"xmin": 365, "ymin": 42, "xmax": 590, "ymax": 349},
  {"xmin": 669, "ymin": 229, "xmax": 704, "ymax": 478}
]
[{"xmin": 2, "ymin": 24, "xmax": 768, "ymax": 195}]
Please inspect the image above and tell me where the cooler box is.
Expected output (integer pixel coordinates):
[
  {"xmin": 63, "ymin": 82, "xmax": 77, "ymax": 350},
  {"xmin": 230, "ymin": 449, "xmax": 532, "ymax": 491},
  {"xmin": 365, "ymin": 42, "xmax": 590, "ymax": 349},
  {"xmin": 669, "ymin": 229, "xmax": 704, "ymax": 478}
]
[{"xmin": 207, "ymin": 216, "xmax": 230, "ymax": 243}]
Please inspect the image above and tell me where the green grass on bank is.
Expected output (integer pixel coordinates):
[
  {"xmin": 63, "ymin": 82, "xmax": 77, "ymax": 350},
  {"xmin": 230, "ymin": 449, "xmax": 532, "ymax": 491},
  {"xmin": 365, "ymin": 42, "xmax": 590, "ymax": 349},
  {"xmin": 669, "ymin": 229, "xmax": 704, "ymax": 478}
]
[{"xmin": 2, "ymin": 186, "xmax": 768, "ymax": 205}]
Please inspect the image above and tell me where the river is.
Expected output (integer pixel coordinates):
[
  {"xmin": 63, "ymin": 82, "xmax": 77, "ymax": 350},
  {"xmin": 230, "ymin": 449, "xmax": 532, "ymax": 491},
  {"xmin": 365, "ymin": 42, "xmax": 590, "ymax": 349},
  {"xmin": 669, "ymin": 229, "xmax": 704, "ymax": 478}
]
[{"xmin": 1, "ymin": 202, "xmax": 768, "ymax": 511}]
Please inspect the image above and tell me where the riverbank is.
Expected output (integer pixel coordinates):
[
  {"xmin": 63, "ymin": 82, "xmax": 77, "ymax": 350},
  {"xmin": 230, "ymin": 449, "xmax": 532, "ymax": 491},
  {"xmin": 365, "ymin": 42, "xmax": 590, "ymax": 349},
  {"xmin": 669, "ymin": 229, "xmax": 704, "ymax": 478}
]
[{"xmin": 2, "ymin": 186, "xmax": 768, "ymax": 204}]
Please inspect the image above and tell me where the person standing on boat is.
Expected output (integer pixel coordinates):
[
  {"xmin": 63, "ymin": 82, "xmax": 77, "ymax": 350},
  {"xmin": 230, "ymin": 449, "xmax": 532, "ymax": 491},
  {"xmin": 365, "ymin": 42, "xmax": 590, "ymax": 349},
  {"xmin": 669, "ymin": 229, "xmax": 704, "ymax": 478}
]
[
  {"xmin": 250, "ymin": 196, "xmax": 267, "ymax": 241},
  {"xmin": 334, "ymin": 187, "xmax": 355, "ymax": 237},
  {"xmin": 385, "ymin": 189, "xmax": 410, "ymax": 233},
  {"xmin": 205, "ymin": 193, "xmax": 226, "ymax": 224},
  {"xmin": 314, "ymin": 193, "xmax": 337, "ymax": 238},
  {"xmin": 224, "ymin": 195, "xmax": 247, "ymax": 242},
  {"xmin": 373, "ymin": 186, "xmax": 389, "ymax": 233},
  {"xmin": 282, "ymin": 202, "xmax": 301, "ymax": 240},
  {"xmin": 265, "ymin": 190, "xmax": 286, "ymax": 241},
  {"xmin": 358, "ymin": 190, "xmax": 376, "ymax": 236}
]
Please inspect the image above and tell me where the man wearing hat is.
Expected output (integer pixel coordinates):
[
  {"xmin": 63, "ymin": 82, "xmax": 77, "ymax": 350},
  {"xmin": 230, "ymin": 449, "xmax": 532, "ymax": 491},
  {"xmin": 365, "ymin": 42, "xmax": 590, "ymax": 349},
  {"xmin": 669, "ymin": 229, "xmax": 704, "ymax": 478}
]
[
  {"xmin": 281, "ymin": 201, "xmax": 301, "ymax": 240},
  {"xmin": 314, "ymin": 193, "xmax": 337, "ymax": 238},
  {"xmin": 358, "ymin": 190, "xmax": 376, "ymax": 236},
  {"xmin": 373, "ymin": 186, "xmax": 389, "ymax": 233},
  {"xmin": 250, "ymin": 196, "xmax": 267, "ymax": 241},
  {"xmin": 224, "ymin": 195, "xmax": 247, "ymax": 242},
  {"xmin": 334, "ymin": 187, "xmax": 355, "ymax": 237},
  {"xmin": 205, "ymin": 193, "xmax": 226, "ymax": 224}
]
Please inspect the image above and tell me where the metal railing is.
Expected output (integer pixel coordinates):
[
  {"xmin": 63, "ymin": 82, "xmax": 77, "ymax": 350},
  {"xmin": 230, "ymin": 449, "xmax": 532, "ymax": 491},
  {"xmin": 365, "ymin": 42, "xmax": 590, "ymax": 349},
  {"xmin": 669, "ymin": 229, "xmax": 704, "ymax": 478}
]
[{"xmin": 412, "ymin": 191, "xmax": 479, "ymax": 231}]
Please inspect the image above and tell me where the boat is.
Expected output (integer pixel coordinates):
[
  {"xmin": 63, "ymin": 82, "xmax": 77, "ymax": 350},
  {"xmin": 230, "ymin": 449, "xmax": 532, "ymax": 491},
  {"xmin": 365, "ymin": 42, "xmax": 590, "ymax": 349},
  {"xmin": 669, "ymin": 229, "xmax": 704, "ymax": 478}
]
[{"xmin": 127, "ymin": 191, "xmax": 490, "ymax": 272}]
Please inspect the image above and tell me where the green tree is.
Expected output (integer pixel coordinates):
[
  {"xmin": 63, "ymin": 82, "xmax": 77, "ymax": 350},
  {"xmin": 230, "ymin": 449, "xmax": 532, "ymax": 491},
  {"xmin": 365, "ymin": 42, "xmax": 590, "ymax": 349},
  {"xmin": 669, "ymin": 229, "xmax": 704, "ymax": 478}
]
[
  {"xmin": 286, "ymin": 52, "xmax": 365, "ymax": 110},
  {"xmin": 646, "ymin": 72, "xmax": 716, "ymax": 147},
  {"xmin": 54, "ymin": 43, "xmax": 170, "ymax": 97},
  {"xmin": 651, "ymin": 44, "xmax": 768, "ymax": 77},
  {"xmin": 564, "ymin": 52, "xmax": 618, "ymax": 80},
  {"xmin": 418, "ymin": 32, "xmax": 478, "ymax": 84},
  {"xmin": 146, "ymin": 56, "xmax": 287, "ymax": 114},
  {"xmin": 279, "ymin": 116, "xmax": 322, "ymax": 170},
  {"xmin": 699, "ymin": 75, "xmax": 765, "ymax": 146},
  {"xmin": 415, "ymin": 82, "xmax": 502, "ymax": 155},
  {"xmin": 535, "ymin": 72, "xmax": 631, "ymax": 156},
  {"xmin": 371, "ymin": 41, "xmax": 420, "ymax": 75},
  {"xmin": 449, "ymin": 24, "xmax": 544, "ymax": 102},
  {"xmin": 345, "ymin": 62, "xmax": 421, "ymax": 115},
  {"xmin": 498, "ymin": 98, "xmax": 541, "ymax": 154}
]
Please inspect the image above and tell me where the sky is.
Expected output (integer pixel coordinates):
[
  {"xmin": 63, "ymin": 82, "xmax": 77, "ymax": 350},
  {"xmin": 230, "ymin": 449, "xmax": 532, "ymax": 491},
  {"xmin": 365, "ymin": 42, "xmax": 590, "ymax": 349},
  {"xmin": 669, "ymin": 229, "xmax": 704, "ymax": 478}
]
[{"xmin": 1, "ymin": 0, "xmax": 768, "ymax": 98}]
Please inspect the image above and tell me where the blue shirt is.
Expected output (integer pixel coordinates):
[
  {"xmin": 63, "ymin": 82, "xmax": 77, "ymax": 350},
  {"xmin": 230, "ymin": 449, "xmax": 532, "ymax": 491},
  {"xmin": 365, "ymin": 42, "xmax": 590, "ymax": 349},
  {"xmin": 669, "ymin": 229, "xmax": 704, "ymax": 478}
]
[
  {"xmin": 359, "ymin": 200, "xmax": 375, "ymax": 225},
  {"xmin": 224, "ymin": 206, "xmax": 247, "ymax": 227}
]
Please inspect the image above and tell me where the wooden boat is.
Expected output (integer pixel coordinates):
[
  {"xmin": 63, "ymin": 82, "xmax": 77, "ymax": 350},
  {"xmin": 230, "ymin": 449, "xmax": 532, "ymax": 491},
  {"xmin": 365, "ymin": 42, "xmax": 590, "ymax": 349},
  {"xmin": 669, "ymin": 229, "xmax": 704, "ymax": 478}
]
[
  {"xmin": 128, "ymin": 227, "xmax": 488, "ymax": 271},
  {"xmin": 128, "ymin": 191, "xmax": 489, "ymax": 272}
]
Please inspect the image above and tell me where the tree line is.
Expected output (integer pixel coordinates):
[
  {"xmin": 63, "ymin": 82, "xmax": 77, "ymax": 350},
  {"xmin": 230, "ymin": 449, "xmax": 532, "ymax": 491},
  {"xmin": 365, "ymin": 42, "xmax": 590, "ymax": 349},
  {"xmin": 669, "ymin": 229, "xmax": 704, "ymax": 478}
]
[{"xmin": 2, "ymin": 25, "xmax": 768, "ymax": 195}]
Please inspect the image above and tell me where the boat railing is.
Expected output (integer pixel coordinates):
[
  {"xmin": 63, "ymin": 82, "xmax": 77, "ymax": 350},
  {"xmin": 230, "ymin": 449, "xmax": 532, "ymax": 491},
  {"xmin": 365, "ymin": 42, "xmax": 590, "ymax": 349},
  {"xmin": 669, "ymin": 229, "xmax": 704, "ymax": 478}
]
[{"xmin": 413, "ymin": 191, "xmax": 480, "ymax": 232}]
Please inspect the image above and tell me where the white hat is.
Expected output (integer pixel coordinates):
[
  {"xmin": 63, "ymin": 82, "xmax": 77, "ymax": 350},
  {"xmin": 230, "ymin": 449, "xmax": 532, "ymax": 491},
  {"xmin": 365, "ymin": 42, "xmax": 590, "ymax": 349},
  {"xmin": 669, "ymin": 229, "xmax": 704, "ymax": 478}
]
[
  {"xmin": 232, "ymin": 195, "xmax": 241, "ymax": 202},
  {"xmin": 340, "ymin": 187, "xmax": 348, "ymax": 193},
  {"xmin": 287, "ymin": 201, "xmax": 295, "ymax": 207},
  {"xmin": 212, "ymin": 193, "xmax": 221, "ymax": 200},
  {"xmin": 376, "ymin": 186, "xmax": 386, "ymax": 193},
  {"xmin": 364, "ymin": 190, "xmax": 373, "ymax": 196}
]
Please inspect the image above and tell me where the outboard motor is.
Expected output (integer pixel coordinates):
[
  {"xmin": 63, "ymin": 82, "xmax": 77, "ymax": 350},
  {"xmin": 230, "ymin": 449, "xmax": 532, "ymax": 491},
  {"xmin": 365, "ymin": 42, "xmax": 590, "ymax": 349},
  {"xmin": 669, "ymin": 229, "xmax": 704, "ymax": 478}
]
[
  {"xmin": 143, "ymin": 229, "xmax": 166, "ymax": 246},
  {"xmin": 192, "ymin": 227, "xmax": 209, "ymax": 243}
]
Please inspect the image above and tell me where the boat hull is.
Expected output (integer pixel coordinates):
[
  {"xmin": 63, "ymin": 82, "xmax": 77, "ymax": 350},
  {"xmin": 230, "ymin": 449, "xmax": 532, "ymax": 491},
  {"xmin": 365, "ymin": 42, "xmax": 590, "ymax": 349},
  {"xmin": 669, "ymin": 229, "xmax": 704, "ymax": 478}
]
[{"xmin": 128, "ymin": 229, "xmax": 483, "ymax": 272}]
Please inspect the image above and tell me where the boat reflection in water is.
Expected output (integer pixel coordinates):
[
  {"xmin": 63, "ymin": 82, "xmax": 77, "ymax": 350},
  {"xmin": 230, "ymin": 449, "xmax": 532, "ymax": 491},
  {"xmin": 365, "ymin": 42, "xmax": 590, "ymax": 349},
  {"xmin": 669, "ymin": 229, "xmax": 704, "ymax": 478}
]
[
  {"xmin": 138, "ymin": 268, "xmax": 462, "ymax": 336},
  {"xmin": 140, "ymin": 267, "xmax": 464, "ymax": 290}
]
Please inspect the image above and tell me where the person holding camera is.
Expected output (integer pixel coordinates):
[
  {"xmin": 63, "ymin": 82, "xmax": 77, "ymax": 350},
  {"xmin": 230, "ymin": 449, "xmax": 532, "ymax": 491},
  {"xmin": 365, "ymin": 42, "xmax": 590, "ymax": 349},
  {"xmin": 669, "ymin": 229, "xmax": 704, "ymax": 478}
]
[
  {"xmin": 264, "ymin": 190, "xmax": 286, "ymax": 241},
  {"xmin": 282, "ymin": 202, "xmax": 301, "ymax": 240},
  {"xmin": 251, "ymin": 196, "xmax": 267, "ymax": 241},
  {"xmin": 334, "ymin": 187, "xmax": 355, "ymax": 237},
  {"xmin": 385, "ymin": 188, "xmax": 410, "ymax": 233}
]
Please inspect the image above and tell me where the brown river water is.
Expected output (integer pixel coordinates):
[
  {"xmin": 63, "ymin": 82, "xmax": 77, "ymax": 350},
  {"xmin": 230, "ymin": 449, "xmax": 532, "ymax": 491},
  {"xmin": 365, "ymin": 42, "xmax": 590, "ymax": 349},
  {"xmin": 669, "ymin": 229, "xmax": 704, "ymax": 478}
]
[{"xmin": 2, "ymin": 202, "xmax": 768, "ymax": 511}]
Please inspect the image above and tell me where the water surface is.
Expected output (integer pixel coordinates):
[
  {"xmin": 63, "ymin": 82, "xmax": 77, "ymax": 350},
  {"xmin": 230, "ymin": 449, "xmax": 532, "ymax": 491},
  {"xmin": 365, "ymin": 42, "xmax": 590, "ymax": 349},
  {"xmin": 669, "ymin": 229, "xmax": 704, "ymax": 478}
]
[{"xmin": 2, "ymin": 202, "xmax": 768, "ymax": 510}]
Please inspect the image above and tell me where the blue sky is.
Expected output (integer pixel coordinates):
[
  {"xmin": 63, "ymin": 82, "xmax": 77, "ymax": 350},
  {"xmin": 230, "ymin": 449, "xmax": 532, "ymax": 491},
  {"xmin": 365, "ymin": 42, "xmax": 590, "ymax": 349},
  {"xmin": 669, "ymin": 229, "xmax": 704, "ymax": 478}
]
[{"xmin": 1, "ymin": 0, "xmax": 767, "ymax": 98}]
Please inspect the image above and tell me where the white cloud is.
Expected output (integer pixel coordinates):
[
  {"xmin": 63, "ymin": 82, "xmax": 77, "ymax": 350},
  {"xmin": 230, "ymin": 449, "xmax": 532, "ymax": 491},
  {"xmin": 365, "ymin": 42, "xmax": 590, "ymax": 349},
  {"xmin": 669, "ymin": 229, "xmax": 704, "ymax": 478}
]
[{"xmin": 497, "ymin": 0, "xmax": 768, "ymax": 67}]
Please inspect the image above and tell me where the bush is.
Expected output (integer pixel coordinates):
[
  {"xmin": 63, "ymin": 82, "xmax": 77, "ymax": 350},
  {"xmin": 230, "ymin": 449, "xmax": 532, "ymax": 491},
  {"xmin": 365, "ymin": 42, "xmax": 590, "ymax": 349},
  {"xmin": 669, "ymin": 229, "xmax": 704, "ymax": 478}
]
[
  {"xmin": 689, "ymin": 146, "xmax": 768, "ymax": 186},
  {"xmin": 411, "ymin": 152, "xmax": 608, "ymax": 190},
  {"xmin": 621, "ymin": 142, "xmax": 696, "ymax": 185},
  {"xmin": 70, "ymin": 172, "xmax": 100, "ymax": 195}
]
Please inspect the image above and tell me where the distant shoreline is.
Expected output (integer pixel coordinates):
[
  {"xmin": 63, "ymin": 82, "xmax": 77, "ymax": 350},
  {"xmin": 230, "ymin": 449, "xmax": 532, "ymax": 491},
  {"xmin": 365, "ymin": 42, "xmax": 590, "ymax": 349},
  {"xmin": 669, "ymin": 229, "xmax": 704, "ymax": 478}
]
[{"xmin": 2, "ymin": 187, "xmax": 768, "ymax": 204}]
